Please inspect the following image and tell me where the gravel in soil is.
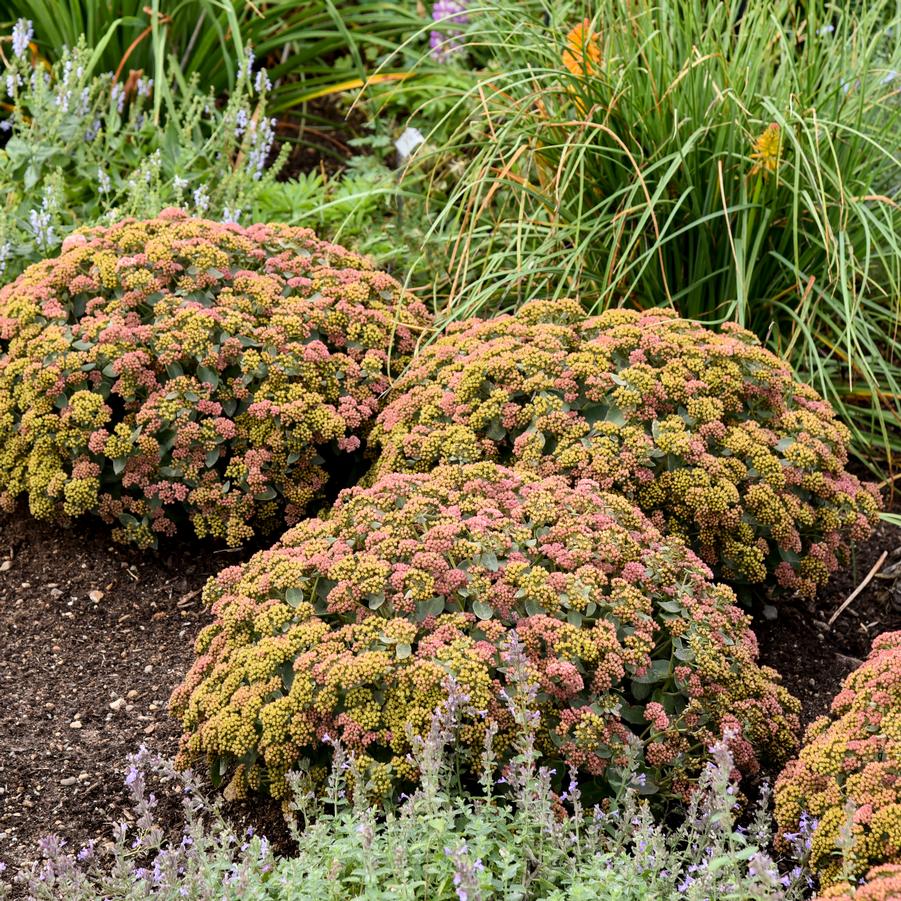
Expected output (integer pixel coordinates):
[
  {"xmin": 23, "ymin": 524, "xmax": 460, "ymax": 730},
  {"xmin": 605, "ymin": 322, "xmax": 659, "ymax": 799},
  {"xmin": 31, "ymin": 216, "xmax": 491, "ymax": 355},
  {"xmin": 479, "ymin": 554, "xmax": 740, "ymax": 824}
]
[
  {"xmin": 0, "ymin": 511, "xmax": 288, "ymax": 887},
  {"xmin": 1, "ymin": 505, "xmax": 900, "ymax": 891}
]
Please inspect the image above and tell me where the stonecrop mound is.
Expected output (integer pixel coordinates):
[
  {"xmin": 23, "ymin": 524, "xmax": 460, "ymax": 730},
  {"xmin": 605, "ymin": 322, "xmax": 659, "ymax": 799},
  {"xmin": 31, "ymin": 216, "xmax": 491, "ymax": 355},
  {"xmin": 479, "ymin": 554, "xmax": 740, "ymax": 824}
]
[
  {"xmin": 372, "ymin": 300, "xmax": 880, "ymax": 598},
  {"xmin": 0, "ymin": 210, "xmax": 431, "ymax": 546},
  {"xmin": 775, "ymin": 631, "xmax": 901, "ymax": 889},
  {"xmin": 816, "ymin": 865, "xmax": 901, "ymax": 901},
  {"xmin": 170, "ymin": 462, "xmax": 799, "ymax": 804}
]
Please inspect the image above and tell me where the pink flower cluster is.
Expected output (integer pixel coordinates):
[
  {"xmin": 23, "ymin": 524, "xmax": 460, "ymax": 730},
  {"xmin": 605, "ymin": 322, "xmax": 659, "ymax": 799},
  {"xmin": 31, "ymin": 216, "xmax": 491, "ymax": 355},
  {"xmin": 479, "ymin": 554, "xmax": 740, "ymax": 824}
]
[
  {"xmin": 372, "ymin": 300, "xmax": 881, "ymax": 598},
  {"xmin": 170, "ymin": 462, "xmax": 800, "ymax": 803},
  {"xmin": 776, "ymin": 631, "xmax": 901, "ymax": 888},
  {"xmin": 0, "ymin": 210, "xmax": 431, "ymax": 546},
  {"xmin": 816, "ymin": 865, "xmax": 901, "ymax": 900}
]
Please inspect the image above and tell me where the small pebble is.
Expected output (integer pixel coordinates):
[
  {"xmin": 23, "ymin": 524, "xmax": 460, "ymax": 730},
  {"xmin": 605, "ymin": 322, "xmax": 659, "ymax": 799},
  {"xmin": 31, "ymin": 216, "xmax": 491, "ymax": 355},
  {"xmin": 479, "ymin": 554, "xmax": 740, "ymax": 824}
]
[
  {"xmin": 109, "ymin": 698, "xmax": 126, "ymax": 712},
  {"xmin": 60, "ymin": 777, "xmax": 77, "ymax": 787},
  {"xmin": 69, "ymin": 720, "xmax": 82, "ymax": 729}
]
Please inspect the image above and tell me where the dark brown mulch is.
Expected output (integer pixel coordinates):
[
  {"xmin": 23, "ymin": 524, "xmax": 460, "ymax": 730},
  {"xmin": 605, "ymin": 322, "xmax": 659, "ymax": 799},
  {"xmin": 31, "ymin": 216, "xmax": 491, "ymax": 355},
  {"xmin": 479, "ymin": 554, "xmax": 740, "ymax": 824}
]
[
  {"xmin": 756, "ymin": 507, "xmax": 901, "ymax": 728},
  {"xmin": 275, "ymin": 98, "xmax": 374, "ymax": 181},
  {"xmin": 0, "ymin": 503, "xmax": 900, "ymax": 890},
  {"xmin": 0, "ymin": 510, "xmax": 288, "ymax": 887}
]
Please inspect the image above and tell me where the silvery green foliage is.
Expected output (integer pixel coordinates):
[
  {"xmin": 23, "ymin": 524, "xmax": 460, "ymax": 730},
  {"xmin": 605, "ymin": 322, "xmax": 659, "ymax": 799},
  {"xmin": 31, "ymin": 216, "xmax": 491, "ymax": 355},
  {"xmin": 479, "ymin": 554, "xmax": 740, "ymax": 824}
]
[
  {"xmin": 2, "ymin": 747, "xmax": 276, "ymax": 900},
  {"xmin": 2, "ymin": 681, "xmax": 811, "ymax": 900},
  {"xmin": 0, "ymin": 26, "xmax": 286, "ymax": 283}
]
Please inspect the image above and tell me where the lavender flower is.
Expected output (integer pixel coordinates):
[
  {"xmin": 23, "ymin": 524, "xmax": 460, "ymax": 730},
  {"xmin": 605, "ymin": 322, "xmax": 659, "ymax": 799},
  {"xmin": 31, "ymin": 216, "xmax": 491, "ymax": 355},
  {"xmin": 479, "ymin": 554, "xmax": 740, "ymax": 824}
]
[
  {"xmin": 234, "ymin": 107, "xmax": 249, "ymax": 138},
  {"xmin": 236, "ymin": 49, "xmax": 255, "ymax": 83},
  {"xmin": 444, "ymin": 843, "xmax": 484, "ymax": 901},
  {"xmin": 430, "ymin": 0, "xmax": 469, "ymax": 62},
  {"xmin": 111, "ymin": 82, "xmax": 125, "ymax": 114},
  {"xmin": 193, "ymin": 184, "xmax": 210, "ymax": 213},
  {"xmin": 244, "ymin": 116, "xmax": 277, "ymax": 179},
  {"xmin": 28, "ymin": 205, "xmax": 55, "ymax": 249},
  {"xmin": 254, "ymin": 68, "xmax": 271, "ymax": 94},
  {"xmin": 11, "ymin": 18, "xmax": 32, "ymax": 59}
]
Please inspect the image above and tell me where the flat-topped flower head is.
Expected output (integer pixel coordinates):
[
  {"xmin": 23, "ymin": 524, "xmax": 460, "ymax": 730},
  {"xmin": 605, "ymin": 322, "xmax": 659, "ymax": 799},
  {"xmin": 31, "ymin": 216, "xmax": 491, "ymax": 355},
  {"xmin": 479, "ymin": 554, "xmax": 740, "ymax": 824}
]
[
  {"xmin": 372, "ymin": 302, "xmax": 880, "ymax": 598},
  {"xmin": 775, "ymin": 632, "xmax": 901, "ymax": 888},
  {"xmin": 0, "ymin": 210, "xmax": 431, "ymax": 546},
  {"xmin": 171, "ymin": 462, "xmax": 799, "ymax": 804},
  {"xmin": 815, "ymin": 865, "xmax": 901, "ymax": 900}
]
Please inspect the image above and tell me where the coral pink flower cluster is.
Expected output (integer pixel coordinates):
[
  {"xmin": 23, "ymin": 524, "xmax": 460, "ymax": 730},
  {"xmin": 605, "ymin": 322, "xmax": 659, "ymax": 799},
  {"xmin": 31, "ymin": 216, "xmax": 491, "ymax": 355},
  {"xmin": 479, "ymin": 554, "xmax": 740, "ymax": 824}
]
[
  {"xmin": 371, "ymin": 299, "xmax": 880, "ymax": 598},
  {"xmin": 170, "ymin": 462, "xmax": 799, "ymax": 803},
  {"xmin": 0, "ymin": 210, "xmax": 431, "ymax": 546},
  {"xmin": 816, "ymin": 865, "xmax": 901, "ymax": 900},
  {"xmin": 775, "ymin": 631, "xmax": 901, "ymax": 888}
]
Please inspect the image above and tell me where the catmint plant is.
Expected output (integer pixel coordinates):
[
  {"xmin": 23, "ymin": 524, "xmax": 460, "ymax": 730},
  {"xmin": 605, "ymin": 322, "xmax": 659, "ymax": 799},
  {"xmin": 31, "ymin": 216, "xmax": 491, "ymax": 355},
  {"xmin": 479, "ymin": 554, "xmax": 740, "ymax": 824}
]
[{"xmin": 2, "ymin": 696, "xmax": 815, "ymax": 900}]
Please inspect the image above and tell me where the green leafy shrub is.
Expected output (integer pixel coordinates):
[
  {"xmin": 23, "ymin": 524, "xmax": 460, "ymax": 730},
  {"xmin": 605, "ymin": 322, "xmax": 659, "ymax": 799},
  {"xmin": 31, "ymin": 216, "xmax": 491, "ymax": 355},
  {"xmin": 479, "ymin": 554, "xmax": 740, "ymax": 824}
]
[
  {"xmin": 0, "ymin": 36, "xmax": 285, "ymax": 283},
  {"xmin": 170, "ymin": 461, "xmax": 799, "ymax": 804},
  {"xmin": 0, "ymin": 210, "xmax": 431, "ymax": 546},
  {"xmin": 254, "ymin": 157, "xmax": 410, "ymax": 273},
  {"xmin": 775, "ymin": 631, "xmax": 901, "ymax": 889},
  {"xmin": 372, "ymin": 301, "xmax": 880, "ymax": 598}
]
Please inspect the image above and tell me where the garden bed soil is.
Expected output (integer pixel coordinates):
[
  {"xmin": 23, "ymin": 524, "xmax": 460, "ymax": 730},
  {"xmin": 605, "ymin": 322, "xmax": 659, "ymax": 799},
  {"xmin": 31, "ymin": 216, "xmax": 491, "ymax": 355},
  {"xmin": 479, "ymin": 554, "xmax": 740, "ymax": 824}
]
[
  {"xmin": 1, "ymin": 505, "xmax": 900, "ymax": 890},
  {"xmin": 755, "ymin": 505, "xmax": 901, "ymax": 722}
]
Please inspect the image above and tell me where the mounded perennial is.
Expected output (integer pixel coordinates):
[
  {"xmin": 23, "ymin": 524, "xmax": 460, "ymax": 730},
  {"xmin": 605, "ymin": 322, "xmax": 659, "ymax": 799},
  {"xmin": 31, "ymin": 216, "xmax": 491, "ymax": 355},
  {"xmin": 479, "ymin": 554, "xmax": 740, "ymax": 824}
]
[
  {"xmin": 0, "ymin": 210, "xmax": 431, "ymax": 546},
  {"xmin": 776, "ymin": 631, "xmax": 901, "ymax": 888},
  {"xmin": 171, "ymin": 462, "xmax": 800, "ymax": 804},
  {"xmin": 372, "ymin": 300, "xmax": 880, "ymax": 598}
]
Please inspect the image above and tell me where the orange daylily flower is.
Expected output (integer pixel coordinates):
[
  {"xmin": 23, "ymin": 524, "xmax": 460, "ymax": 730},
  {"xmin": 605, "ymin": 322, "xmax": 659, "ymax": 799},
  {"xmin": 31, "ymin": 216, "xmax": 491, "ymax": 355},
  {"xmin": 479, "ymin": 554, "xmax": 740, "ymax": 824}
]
[{"xmin": 562, "ymin": 19, "xmax": 602, "ymax": 78}]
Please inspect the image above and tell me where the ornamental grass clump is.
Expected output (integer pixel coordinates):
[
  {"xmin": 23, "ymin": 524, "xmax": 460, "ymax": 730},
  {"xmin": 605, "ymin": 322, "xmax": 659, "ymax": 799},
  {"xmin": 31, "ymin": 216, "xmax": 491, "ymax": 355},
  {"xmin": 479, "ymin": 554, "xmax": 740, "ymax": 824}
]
[
  {"xmin": 775, "ymin": 631, "xmax": 901, "ymax": 889},
  {"xmin": 0, "ymin": 210, "xmax": 431, "ymax": 546},
  {"xmin": 422, "ymin": 0, "xmax": 901, "ymax": 460},
  {"xmin": 170, "ymin": 462, "xmax": 799, "ymax": 805},
  {"xmin": 372, "ymin": 301, "xmax": 880, "ymax": 597}
]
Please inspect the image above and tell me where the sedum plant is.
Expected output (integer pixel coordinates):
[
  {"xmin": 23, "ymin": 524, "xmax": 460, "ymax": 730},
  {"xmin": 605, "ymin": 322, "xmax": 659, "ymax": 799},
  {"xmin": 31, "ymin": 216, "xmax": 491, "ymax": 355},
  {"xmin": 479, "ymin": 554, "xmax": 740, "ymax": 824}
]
[
  {"xmin": 0, "ymin": 210, "xmax": 431, "ymax": 546},
  {"xmin": 0, "ymin": 31, "xmax": 285, "ymax": 284},
  {"xmin": 775, "ymin": 631, "xmax": 901, "ymax": 890},
  {"xmin": 816, "ymin": 863, "xmax": 901, "ymax": 901},
  {"xmin": 816, "ymin": 866, "xmax": 901, "ymax": 901},
  {"xmin": 372, "ymin": 301, "xmax": 880, "ymax": 598},
  {"xmin": 170, "ymin": 462, "xmax": 799, "ymax": 805}
]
